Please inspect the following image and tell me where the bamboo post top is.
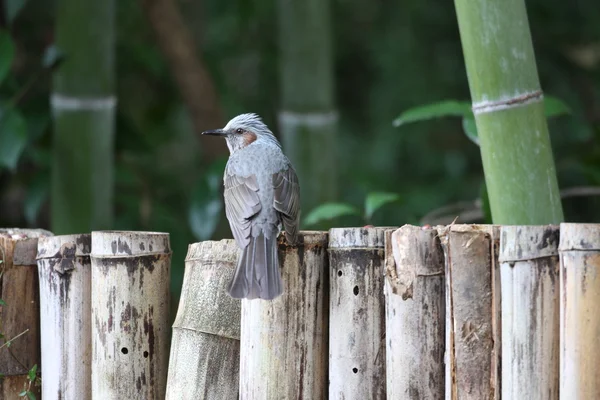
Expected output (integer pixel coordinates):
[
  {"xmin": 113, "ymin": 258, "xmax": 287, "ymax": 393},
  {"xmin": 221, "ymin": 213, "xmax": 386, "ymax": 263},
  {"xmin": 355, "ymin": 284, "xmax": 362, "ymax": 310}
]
[
  {"xmin": 499, "ymin": 225, "xmax": 559, "ymax": 262},
  {"xmin": 185, "ymin": 239, "xmax": 240, "ymax": 264},
  {"xmin": 176, "ymin": 240, "xmax": 241, "ymax": 340},
  {"xmin": 386, "ymin": 225, "xmax": 444, "ymax": 298},
  {"xmin": 0, "ymin": 228, "xmax": 53, "ymax": 239},
  {"xmin": 559, "ymin": 223, "xmax": 600, "ymax": 251},
  {"xmin": 37, "ymin": 234, "xmax": 91, "ymax": 259},
  {"xmin": 91, "ymin": 231, "xmax": 171, "ymax": 257},
  {"xmin": 0, "ymin": 228, "xmax": 53, "ymax": 265},
  {"xmin": 280, "ymin": 230, "xmax": 329, "ymax": 248},
  {"xmin": 329, "ymin": 227, "xmax": 390, "ymax": 249}
]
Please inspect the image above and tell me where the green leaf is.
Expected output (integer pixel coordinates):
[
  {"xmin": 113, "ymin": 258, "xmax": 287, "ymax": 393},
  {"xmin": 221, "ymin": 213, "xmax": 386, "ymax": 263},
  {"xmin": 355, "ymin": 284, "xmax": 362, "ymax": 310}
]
[
  {"xmin": 544, "ymin": 96, "xmax": 571, "ymax": 118},
  {"xmin": 42, "ymin": 45, "xmax": 65, "ymax": 70},
  {"xmin": 461, "ymin": 117, "xmax": 480, "ymax": 146},
  {"xmin": 0, "ymin": 107, "xmax": 28, "ymax": 171},
  {"xmin": 27, "ymin": 391, "xmax": 36, "ymax": 400},
  {"xmin": 393, "ymin": 100, "xmax": 472, "ymax": 127},
  {"xmin": 0, "ymin": 31, "xmax": 15, "ymax": 85},
  {"xmin": 28, "ymin": 364, "xmax": 37, "ymax": 382},
  {"xmin": 4, "ymin": 0, "xmax": 28, "ymax": 24},
  {"xmin": 188, "ymin": 159, "xmax": 226, "ymax": 241},
  {"xmin": 0, "ymin": 298, "xmax": 6, "ymax": 306},
  {"xmin": 364, "ymin": 192, "xmax": 400, "ymax": 221},
  {"xmin": 303, "ymin": 203, "xmax": 360, "ymax": 226},
  {"xmin": 18, "ymin": 391, "xmax": 27, "ymax": 397},
  {"xmin": 24, "ymin": 173, "xmax": 49, "ymax": 225}
]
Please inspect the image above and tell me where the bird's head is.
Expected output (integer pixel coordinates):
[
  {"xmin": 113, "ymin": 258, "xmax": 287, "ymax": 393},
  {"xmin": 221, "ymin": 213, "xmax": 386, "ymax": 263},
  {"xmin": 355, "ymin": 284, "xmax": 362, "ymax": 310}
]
[{"xmin": 202, "ymin": 113, "xmax": 281, "ymax": 154}]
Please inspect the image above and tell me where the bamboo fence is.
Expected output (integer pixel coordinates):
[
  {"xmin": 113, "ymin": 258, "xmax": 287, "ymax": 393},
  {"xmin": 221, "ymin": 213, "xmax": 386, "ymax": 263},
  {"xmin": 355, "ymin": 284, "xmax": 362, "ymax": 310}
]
[{"xmin": 0, "ymin": 224, "xmax": 597, "ymax": 399}]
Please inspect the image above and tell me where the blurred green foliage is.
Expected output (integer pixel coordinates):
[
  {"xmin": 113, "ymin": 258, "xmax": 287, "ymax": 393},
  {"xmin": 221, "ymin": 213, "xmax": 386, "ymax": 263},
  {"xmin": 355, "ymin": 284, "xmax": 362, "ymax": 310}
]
[
  {"xmin": 1, "ymin": 0, "xmax": 600, "ymax": 298},
  {"xmin": 304, "ymin": 192, "xmax": 400, "ymax": 227}
]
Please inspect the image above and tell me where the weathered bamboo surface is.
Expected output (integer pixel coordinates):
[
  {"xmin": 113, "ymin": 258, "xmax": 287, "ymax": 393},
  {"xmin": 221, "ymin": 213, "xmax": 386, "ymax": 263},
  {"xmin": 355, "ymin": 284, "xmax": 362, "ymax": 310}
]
[
  {"xmin": 329, "ymin": 227, "xmax": 387, "ymax": 400},
  {"xmin": 559, "ymin": 223, "xmax": 600, "ymax": 399},
  {"xmin": 91, "ymin": 231, "xmax": 171, "ymax": 399},
  {"xmin": 499, "ymin": 225, "xmax": 559, "ymax": 400},
  {"xmin": 240, "ymin": 231, "xmax": 329, "ymax": 400},
  {"xmin": 437, "ymin": 224, "xmax": 500, "ymax": 400},
  {"xmin": 384, "ymin": 225, "xmax": 445, "ymax": 400},
  {"xmin": 37, "ymin": 234, "xmax": 93, "ymax": 400},
  {"xmin": 166, "ymin": 240, "xmax": 241, "ymax": 400},
  {"xmin": 0, "ymin": 228, "xmax": 51, "ymax": 400}
]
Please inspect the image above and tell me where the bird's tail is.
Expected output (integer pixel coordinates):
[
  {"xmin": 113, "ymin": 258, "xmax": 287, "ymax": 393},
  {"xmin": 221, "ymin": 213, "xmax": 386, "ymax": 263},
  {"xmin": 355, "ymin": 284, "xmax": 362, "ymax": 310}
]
[{"xmin": 228, "ymin": 232, "xmax": 282, "ymax": 300}]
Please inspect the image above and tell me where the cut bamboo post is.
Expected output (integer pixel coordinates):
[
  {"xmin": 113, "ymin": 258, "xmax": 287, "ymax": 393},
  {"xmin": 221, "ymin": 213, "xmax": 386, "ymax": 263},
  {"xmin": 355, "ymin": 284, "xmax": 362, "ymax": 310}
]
[
  {"xmin": 559, "ymin": 223, "xmax": 600, "ymax": 398},
  {"xmin": 240, "ymin": 231, "xmax": 328, "ymax": 399},
  {"xmin": 91, "ymin": 231, "xmax": 171, "ymax": 399},
  {"xmin": 384, "ymin": 225, "xmax": 445, "ymax": 400},
  {"xmin": 165, "ymin": 240, "xmax": 241, "ymax": 400},
  {"xmin": 499, "ymin": 225, "xmax": 559, "ymax": 400},
  {"xmin": 329, "ymin": 227, "xmax": 387, "ymax": 399},
  {"xmin": 437, "ymin": 224, "xmax": 500, "ymax": 400},
  {"xmin": 37, "ymin": 234, "xmax": 93, "ymax": 399},
  {"xmin": 0, "ymin": 228, "xmax": 51, "ymax": 399}
]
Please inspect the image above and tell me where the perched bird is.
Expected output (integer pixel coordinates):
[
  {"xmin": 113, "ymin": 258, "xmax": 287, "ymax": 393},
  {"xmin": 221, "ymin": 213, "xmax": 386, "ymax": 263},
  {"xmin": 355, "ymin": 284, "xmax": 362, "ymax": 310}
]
[{"xmin": 202, "ymin": 113, "xmax": 300, "ymax": 300}]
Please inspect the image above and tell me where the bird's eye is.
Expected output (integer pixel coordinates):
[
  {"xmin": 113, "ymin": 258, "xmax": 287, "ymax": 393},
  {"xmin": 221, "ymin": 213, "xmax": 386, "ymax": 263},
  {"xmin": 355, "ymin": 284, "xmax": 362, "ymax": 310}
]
[{"xmin": 236, "ymin": 128, "xmax": 243, "ymax": 134}]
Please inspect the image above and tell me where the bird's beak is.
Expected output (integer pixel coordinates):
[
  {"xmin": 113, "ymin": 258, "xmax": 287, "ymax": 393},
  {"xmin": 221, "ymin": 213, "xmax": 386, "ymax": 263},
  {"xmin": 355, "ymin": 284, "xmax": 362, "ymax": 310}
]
[{"xmin": 202, "ymin": 129, "xmax": 227, "ymax": 136}]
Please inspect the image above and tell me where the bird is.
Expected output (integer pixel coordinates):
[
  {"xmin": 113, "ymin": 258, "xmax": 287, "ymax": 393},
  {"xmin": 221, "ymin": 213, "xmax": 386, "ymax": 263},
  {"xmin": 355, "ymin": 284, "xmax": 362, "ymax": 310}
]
[{"xmin": 202, "ymin": 113, "xmax": 300, "ymax": 300}]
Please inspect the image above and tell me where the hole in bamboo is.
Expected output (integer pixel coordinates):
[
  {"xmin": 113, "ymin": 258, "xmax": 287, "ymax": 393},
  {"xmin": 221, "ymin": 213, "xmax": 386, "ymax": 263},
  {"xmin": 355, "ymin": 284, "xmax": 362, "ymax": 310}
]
[
  {"xmin": 337, "ymin": 270, "xmax": 343, "ymax": 277},
  {"xmin": 353, "ymin": 286, "xmax": 359, "ymax": 296},
  {"xmin": 352, "ymin": 367, "xmax": 358, "ymax": 374},
  {"xmin": 121, "ymin": 347, "xmax": 128, "ymax": 355},
  {"xmin": 143, "ymin": 351, "xmax": 149, "ymax": 358}
]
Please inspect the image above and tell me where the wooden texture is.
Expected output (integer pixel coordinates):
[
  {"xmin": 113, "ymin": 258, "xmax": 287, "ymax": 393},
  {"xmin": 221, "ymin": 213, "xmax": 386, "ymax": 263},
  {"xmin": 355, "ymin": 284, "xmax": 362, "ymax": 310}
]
[
  {"xmin": 240, "ymin": 231, "xmax": 328, "ymax": 400},
  {"xmin": 165, "ymin": 240, "xmax": 241, "ymax": 400},
  {"xmin": 437, "ymin": 224, "xmax": 500, "ymax": 400},
  {"xmin": 384, "ymin": 225, "xmax": 445, "ymax": 399},
  {"xmin": 37, "ymin": 234, "xmax": 92, "ymax": 400},
  {"xmin": 91, "ymin": 231, "xmax": 171, "ymax": 399},
  {"xmin": 329, "ymin": 227, "xmax": 387, "ymax": 399},
  {"xmin": 559, "ymin": 223, "xmax": 600, "ymax": 398},
  {"xmin": 500, "ymin": 225, "xmax": 559, "ymax": 400},
  {"xmin": 0, "ymin": 228, "xmax": 51, "ymax": 400}
]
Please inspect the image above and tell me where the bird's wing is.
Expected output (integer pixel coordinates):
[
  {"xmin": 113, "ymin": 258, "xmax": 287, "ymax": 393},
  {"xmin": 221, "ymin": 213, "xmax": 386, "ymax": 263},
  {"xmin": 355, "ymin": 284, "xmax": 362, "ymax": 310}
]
[
  {"xmin": 273, "ymin": 165, "xmax": 300, "ymax": 244},
  {"xmin": 224, "ymin": 173, "xmax": 262, "ymax": 248}
]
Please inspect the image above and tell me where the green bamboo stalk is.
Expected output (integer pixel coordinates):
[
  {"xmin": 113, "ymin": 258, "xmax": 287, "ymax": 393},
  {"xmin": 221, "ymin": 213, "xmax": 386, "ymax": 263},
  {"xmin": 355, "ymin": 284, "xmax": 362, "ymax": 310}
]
[
  {"xmin": 454, "ymin": 0, "xmax": 564, "ymax": 224},
  {"xmin": 51, "ymin": 0, "xmax": 115, "ymax": 233},
  {"xmin": 278, "ymin": 0, "xmax": 337, "ymax": 214}
]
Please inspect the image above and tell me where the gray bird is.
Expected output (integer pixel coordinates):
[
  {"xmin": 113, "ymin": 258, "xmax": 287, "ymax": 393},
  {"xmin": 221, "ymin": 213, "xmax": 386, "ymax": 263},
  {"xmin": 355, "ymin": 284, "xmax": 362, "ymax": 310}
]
[{"xmin": 202, "ymin": 113, "xmax": 300, "ymax": 300}]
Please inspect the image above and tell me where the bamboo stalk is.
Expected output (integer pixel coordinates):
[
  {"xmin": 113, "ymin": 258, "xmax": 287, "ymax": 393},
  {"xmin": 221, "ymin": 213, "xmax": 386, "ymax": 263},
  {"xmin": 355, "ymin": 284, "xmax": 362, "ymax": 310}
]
[
  {"xmin": 37, "ymin": 234, "xmax": 92, "ymax": 399},
  {"xmin": 329, "ymin": 227, "xmax": 387, "ymax": 399},
  {"xmin": 165, "ymin": 240, "xmax": 241, "ymax": 400},
  {"xmin": 278, "ymin": 0, "xmax": 337, "ymax": 212},
  {"xmin": 240, "ymin": 231, "xmax": 329, "ymax": 399},
  {"xmin": 499, "ymin": 225, "xmax": 559, "ymax": 399},
  {"xmin": 559, "ymin": 223, "xmax": 600, "ymax": 398},
  {"xmin": 453, "ymin": 0, "xmax": 563, "ymax": 224},
  {"xmin": 437, "ymin": 224, "xmax": 500, "ymax": 400},
  {"xmin": 384, "ymin": 225, "xmax": 445, "ymax": 399},
  {"xmin": 91, "ymin": 231, "xmax": 171, "ymax": 399},
  {"xmin": 51, "ymin": 0, "xmax": 115, "ymax": 233},
  {"xmin": 0, "ymin": 229, "xmax": 51, "ymax": 400}
]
